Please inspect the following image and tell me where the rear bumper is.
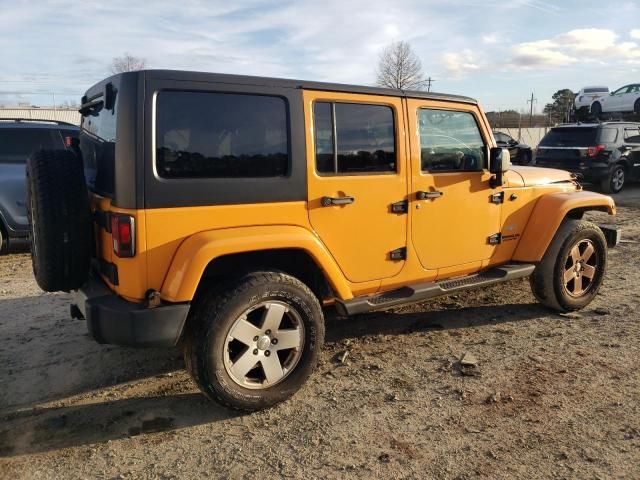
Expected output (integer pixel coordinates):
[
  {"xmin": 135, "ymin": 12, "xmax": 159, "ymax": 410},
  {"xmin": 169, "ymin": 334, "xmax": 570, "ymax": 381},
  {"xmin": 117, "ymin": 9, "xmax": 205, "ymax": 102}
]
[{"xmin": 72, "ymin": 273, "xmax": 190, "ymax": 347}]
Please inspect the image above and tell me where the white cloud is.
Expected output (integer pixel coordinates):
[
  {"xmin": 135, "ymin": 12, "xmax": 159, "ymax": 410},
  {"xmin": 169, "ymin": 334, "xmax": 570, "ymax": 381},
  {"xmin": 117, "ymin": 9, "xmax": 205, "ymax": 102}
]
[
  {"xmin": 508, "ymin": 28, "xmax": 640, "ymax": 69},
  {"xmin": 482, "ymin": 34, "xmax": 499, "ymax": 44},
  {"xmin": 442, "ymin": 50, "xmax": 483, "ymax": 77},
  {"xmin": 631, "ymin": 29, "xmax": 640, "ymax": 40}
]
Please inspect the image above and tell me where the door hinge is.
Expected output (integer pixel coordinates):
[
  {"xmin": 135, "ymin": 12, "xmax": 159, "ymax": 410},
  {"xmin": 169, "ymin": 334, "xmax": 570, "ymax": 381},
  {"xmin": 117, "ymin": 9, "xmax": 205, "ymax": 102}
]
[
  {"xmin": 488, "ymin": 233, "xmax": 502, "ymax": 245},
  {"xmin": 390, "ymin": 200, "xmax": 408, "ymax": 214},
  {"xmin": 389, "ymin": 247, "xmax": 407, "ymax": 261},
  {"xmin": 490, "ymin": 192, "xmax": 504, "ymax": 204}
]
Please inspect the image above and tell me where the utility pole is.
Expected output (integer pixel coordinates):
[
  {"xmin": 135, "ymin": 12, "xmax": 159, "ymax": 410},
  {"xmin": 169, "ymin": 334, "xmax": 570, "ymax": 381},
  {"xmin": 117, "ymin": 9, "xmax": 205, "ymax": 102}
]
[
  {"xmin": 425, "ymin": 77, "xmax": 435, "ymax": 92},
  {"xmin": 527, "ymin": 92, "xmax": 537, "ymax": 127}
]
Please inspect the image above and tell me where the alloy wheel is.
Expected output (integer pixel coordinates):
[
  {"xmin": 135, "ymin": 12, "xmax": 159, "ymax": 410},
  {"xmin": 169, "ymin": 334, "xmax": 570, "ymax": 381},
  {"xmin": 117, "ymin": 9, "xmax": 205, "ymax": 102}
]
[
  {"xmin": 563, "ymin": 239, "xmax": 599, "ymax": 297},
  {"xmin": 224, "ymin": 301, "xmax": 305, "ymax": 389}
]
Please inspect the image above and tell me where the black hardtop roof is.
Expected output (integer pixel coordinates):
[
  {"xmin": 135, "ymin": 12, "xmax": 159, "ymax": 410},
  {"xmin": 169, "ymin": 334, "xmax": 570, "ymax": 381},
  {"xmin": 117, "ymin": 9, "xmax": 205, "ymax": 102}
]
[
  {"xmin": 85, "ymin": 69, "xmax": 478, "ymax": 105},
  {"xmin": 0, "ymin": 118, "xmax": 78, "ymax": 129}
]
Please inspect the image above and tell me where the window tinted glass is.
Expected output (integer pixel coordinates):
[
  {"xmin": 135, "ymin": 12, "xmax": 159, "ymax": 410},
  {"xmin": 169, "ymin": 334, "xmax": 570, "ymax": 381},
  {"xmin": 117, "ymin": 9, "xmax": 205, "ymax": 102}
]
[
  {"xmin": 494, "ymin": 132, "xmax": 506, "ymax": 143},
  {"xmin": 0, "ymin": 128, "xmax": 57, "ymax": 164},
  {"xmin": 314, "ymin": 102, "xmax": 335, "ymax": 173},
  {"xmin": 314, "ymin": 102, "xmax": 396, "ymax": 174},
  {"xmin": 624, "ymin": 128, "xmax": 640, "ymax": 143},
  {"xmin": 418, "ymin": 109, "xmax": 485, "ymax": 172},
  {"xmin": 584, "ymin": 88, "xmax": 608, "ymax": 94},
  {"xmin": 156, "ymin": 91, "xmax": 289, "ymax": 178},
  {"xmin": 540, "ymin": 128, "xmax": 597, "ymax": 147},
  {"xmin": 598, "ymin": 128, "xmax": 618, "ymax": 143},
  {"xmin": 81, "ymin": 93, "xmax": 118, "ymax": 195}
]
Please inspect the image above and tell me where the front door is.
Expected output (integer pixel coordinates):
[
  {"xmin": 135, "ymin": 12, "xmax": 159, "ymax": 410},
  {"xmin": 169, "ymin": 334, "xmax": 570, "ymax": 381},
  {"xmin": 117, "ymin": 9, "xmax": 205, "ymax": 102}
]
[
  {"xmin": 407, "ymin": 100, "xmax": 501, "ymax": 272},
  {"xmin": 304, "ymin": 91, "xmax": 408, "ymax": 283}
]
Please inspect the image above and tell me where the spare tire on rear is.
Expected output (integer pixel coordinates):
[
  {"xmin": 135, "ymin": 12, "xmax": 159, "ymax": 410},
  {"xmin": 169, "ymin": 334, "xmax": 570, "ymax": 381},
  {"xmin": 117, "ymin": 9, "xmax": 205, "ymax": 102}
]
[{"xmin": 26, "ymin": 149, "xmax": 92, "ymax": 292}]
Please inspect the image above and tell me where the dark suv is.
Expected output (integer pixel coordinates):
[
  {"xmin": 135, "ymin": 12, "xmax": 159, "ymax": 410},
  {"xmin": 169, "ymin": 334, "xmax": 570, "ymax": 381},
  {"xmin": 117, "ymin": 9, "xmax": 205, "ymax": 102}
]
[
  {"xmin": 0, "ymin": 119, "xmax": 79, "ymax": 252},
  {"xmin": 534, "ymin": 122, "xmax": 640, "ymax": 193}
]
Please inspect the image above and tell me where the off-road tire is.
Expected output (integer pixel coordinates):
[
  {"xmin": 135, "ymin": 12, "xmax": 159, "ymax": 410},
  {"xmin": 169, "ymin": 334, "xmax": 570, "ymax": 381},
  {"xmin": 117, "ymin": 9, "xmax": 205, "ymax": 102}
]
[
  {"xmin": 0, "ymin": 224, "xmax": 7, "ymax": 255},
  {"xmin": 520, "ymin": 150, "xmax": 532, "ymax": 166},
  {"xmin": 26, "ymin": 149, "xmax": 92, "ymax": 292},
  {"xmin": 600, "ymin": 163, "xmax": 626, "ymax": 194},
  {"xmin": 530, "ymin": 220, "xmax": 607, "ymax": 312},
  {"xmin": 183, "ymin": 271, "xmax": 325, "ymax": 411}
]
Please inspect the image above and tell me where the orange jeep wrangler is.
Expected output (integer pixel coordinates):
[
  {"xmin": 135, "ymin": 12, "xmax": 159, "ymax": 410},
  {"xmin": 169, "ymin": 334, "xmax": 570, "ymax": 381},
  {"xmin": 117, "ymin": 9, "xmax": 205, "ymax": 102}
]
[{"xmin": 26, "ymin": 70, "xmax": 619, "ymax": 411}]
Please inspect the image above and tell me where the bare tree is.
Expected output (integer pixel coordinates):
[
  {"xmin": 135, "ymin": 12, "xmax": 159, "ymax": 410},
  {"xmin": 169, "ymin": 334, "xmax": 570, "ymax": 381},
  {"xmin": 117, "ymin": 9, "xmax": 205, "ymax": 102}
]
[
  {"xmin": 110, "ymin": 53, "xmax": 147, "ymax": 74},
  {"xmin": 375, "ymin": 41, "xmax": 427, "ymax": 90}
]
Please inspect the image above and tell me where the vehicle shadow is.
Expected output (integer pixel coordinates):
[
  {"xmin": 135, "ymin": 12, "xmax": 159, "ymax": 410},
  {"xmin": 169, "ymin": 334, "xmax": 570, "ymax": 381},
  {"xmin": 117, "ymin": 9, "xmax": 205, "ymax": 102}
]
[
  {"xmin": 325, "ymin": 301, "xmax": 550, "ymax": 343},
  {"xmin": 0, "ymin": 392, "xmax": 240, "ymax": 457}
]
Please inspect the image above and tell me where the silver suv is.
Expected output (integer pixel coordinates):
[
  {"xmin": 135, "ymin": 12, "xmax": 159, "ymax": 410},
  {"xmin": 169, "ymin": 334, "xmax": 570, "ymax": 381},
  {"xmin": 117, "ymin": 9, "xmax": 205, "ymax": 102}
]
[{"xmin": 0, "ymin": 119, "xmax": 78, "ymax": 253}]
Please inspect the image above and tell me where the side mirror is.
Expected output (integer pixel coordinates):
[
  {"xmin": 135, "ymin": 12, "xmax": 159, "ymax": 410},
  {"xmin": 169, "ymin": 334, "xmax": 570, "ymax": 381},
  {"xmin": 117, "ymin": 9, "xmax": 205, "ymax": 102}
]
[
  {"xmin": 490, "ymin": 147, "xmax": 511, "ymax": 173},
  {"xmin": 489, "ymin": 147, "xmax": 510, "ymax": 188}
]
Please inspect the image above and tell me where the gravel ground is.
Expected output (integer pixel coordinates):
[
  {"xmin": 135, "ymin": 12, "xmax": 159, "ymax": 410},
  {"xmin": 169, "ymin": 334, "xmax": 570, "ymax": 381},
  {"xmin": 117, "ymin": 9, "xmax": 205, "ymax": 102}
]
[{"xmin": 1, "ymin": 187, "xmax": 639, "ymax": 479}]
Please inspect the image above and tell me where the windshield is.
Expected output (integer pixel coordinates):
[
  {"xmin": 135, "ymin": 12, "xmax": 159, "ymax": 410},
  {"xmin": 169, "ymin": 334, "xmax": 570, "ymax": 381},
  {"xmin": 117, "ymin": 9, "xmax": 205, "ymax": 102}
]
[{"xmin": 540, "ymin": 127, "xmax": 598, "ymax": 147}]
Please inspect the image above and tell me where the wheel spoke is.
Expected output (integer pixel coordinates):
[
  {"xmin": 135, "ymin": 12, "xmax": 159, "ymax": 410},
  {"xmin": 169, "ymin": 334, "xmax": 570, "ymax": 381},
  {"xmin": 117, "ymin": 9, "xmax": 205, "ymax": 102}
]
[
  {"xmin": 572, "ymin": 277, "xmax": 583, "ymax": 296},
  {"xmin": 261, "ymin": 303, "xmax": 287, "ymax": 332},
  {"xmin": 275, "ymin": 328, "xmax": 302, "ymax": 350},
  {"xmin": 564, "ymin": 268, "xmax": 576, "ymax": 285},
  {"xmin": 580, "ymin": 243, "xmax": 595, "ymax": 263},
  {"xmin": 582, "ymin": 264, "xmax": 596, "ymax": 280},
  {"xmin": 230, "ymin": 350, "xmax": 259, "ymax": 379},
  {"xmin": 261, "ymin": 354, "xmax": 284, "ymax": 384},
  {"xmin": 229, "ymin": 318, "xmax": 261, "ymax": 345},
  {"xmin": 569, "ymin": 245, "xmax": 580, "ymax": 265}
]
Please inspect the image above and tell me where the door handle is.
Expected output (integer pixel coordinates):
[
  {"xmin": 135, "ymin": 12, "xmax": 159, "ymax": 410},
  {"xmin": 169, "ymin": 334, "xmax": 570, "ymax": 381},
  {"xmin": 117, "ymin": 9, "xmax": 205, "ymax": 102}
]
[
  {"xmin": 321, "ymin": 195, "xmax": 355, "ymax": 206},
  {"xmin": 416, "ymin": 190, "xmax": 444, "ymax": 200}
]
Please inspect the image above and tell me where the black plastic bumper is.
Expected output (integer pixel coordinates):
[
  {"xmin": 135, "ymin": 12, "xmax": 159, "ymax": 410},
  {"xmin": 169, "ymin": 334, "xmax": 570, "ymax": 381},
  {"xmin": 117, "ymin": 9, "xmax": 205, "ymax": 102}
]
[{"xmin": 72, "ymin": 274, "xmax": 190, "ymax": 347}]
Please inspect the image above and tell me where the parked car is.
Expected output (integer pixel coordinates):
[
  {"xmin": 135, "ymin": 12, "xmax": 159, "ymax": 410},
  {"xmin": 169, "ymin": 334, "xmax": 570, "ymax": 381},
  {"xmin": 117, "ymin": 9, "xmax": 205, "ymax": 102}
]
[
  {"xmin": 493, "ymin": 131, "xmax": 533, "ymax": 165},
  {"xmin": 574, "ymin": 86, "xmax": 609, "ymax": 112},
  {"xmin": 591, "ymin": 84, "xmax": 640, "ymax": 116},
  {"xmin": 0, "ymin": 119, "xmax": 79, "ymax": 253},
  {"xmin": 27, "ymin": 70, "xmax": 617, "ymax": 411},
  {"xmin": 534, "ymin": 122, "xmax": 640, "ymax": 193}
]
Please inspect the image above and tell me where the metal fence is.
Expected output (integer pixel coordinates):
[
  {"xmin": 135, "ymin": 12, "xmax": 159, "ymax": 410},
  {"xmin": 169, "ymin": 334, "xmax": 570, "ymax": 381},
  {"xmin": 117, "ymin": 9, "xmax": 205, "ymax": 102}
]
[{"xmin": 0, "ymin": 108, "xmax": 80, "ymax": 125}]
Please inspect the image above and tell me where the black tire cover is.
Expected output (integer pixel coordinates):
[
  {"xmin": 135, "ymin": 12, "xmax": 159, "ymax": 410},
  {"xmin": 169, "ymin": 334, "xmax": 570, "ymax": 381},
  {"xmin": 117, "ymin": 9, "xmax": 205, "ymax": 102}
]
[{"xmin": 26, "ymin": 149, "xmax": 92, "ymax": 292}]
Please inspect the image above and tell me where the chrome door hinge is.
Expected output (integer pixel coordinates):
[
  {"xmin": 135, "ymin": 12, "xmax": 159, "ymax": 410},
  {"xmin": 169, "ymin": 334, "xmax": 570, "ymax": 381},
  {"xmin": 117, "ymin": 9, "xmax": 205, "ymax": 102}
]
[
  {"xmin": 389, "ymin": 247, "xmax": 407, "ymax": 260},
  {"xmin": 490, "ymin": 192, "xmax": 505, "ymax": 204},
  {"xmin": 390, "ymin": 200, "xmax": 408, "ymax": 214},
  {"xmin": 488, "ymin": 233, "xmax": 502, "ymax": 245}
]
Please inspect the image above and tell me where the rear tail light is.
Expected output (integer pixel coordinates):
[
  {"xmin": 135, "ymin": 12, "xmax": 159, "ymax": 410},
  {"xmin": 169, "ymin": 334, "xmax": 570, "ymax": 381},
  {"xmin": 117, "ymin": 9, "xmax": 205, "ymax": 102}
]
[
  {"xmin": 587, "ymin": 144, "xmax": 606, "ymax": 157},
  {"xmin": 110, "ymin": 214, "xmax": 135, "ymax": 258}
]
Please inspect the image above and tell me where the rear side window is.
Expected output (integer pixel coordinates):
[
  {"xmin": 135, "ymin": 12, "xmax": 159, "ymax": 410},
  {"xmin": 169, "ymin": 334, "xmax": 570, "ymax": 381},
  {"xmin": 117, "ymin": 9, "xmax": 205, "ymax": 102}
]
[
  {"xmin": 624, "ymin": 127, "xmax": 640, "ymax": 144},
  {"xmin": 598, "ymin": 128, "xmax": 618, "ymax": 143},
  {"xmin": 0, "ymin": 128, "xmax": 58, "ymax": 164},
  {"xmin": 584, "ymin": 88, "xmax": 608, "ymax": 94},
  {"xmin": 81, "ymin": 93, "xmax": 118, "ymax": 196},
  {"xmin": 418, "ymin": 109, "xmax": 485, "ymax": 172},
  {"xmin": 314, "ymin": 102, "xmax": 396, "ymax": 174},
  {"xmin": 540, "ymin": 128, "xmax": 597, "ymax": 147},
  {"xmin": 156, "ymin": 91, "xmax": 289, "ymax": 178}
]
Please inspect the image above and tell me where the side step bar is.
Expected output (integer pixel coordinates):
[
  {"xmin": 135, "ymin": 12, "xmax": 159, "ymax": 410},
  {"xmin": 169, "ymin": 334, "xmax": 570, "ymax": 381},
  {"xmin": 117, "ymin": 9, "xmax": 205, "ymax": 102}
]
[{"xmin": 334, "ymin": 263, "xmax": 536, "ymax": 316}]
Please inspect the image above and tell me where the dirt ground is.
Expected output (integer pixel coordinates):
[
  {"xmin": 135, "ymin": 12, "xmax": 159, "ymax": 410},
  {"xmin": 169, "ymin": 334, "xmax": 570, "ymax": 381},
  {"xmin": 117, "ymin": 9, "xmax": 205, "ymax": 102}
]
[{"xmin": 1, "ymin": 186, "xmax": 639, "ymax": 479}]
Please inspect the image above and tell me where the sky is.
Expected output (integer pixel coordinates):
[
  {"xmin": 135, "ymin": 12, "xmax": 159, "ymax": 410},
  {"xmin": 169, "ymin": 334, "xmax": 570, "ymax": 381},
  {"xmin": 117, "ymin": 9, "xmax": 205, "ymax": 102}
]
[{"xmin": 1, "ymin": 0, "xmax": 639, "ymax": 112}]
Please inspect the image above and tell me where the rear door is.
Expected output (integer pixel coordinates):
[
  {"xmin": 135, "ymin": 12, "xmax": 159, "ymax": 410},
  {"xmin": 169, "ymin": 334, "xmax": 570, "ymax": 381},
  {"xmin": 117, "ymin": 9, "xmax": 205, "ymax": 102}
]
[
  {"xmin": 623, "ymin": 126, "xmax": 640, "ymax": 180},
  {"xmin": 535, "ymin": 127, "xmax": 598, "ymax": 169},
  {"xmin": 304, "ymin": 90, "xmax": 408, "ymax": 283}
]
